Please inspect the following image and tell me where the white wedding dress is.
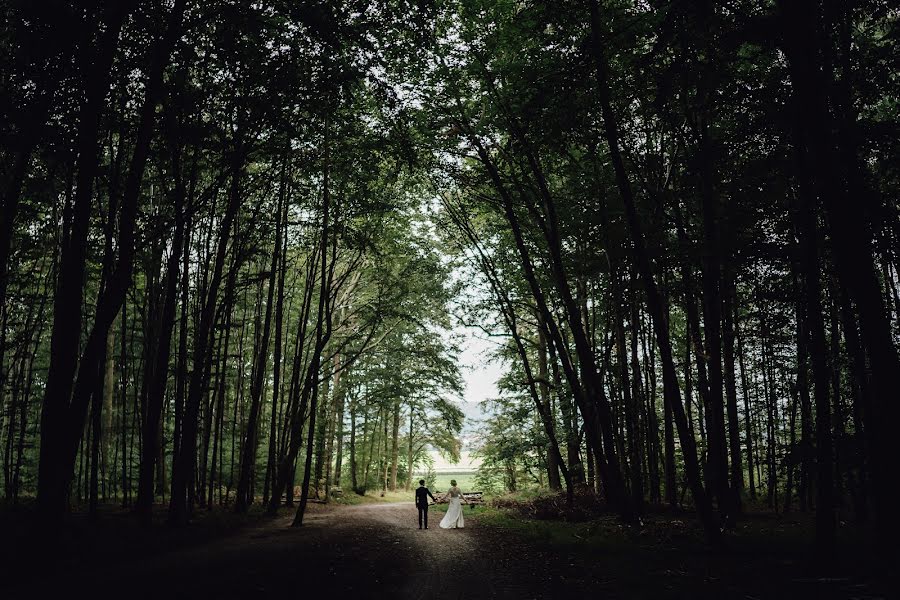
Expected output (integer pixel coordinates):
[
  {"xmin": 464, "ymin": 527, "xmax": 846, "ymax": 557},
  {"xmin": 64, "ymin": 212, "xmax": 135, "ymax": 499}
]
[{"xmin": 439, "ymin": 486, "xmax": 465, "ymax": 529}]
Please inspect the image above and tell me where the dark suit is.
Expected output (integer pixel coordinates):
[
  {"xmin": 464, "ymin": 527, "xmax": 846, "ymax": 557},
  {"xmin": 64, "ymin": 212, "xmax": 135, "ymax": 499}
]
[{"xmin": 415, "ymin": 486, "xmax": 436, "ymax": 528}]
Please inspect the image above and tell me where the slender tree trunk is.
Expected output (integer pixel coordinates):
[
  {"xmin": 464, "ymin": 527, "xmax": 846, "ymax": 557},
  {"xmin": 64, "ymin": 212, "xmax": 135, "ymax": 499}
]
[
  {"xmin": 170, "ymin": 135, "xmax": 245, "ymax": 525},
  {"xmin": 331, "ymin": 356, "xmax": 346, "ymax": 489},
  {"xmin": 663, "ymin": 315, "xmax": 677, "ymax": 508},
  {"xmin": 641, "ymin": 309, "xmax": 661, "ymax": 504},
  {"xmin": 784, "ymin": 378, "xmax": 799, "ymax": 513},
  {"xmin": 791, "ymin": 259, "xmax": 812, "ymax": 513},
  {"xmin": 349, "ymin": 392, "xmax": 359, "ymax": 493},
  {"xmin": 102, "ymin": 328, "xmax": 115, "ymax": 501},
  {"xmin": 263, "ymin": 196, "xmax": 289, "ymax": 505},
  {"xmin": 236, "ymin": 178, "xmax": 284, "ymax": 512},
  {"xmin": 88, "ymin": 336, "xmax": 106, "ymax": 519},
  {"xmin": 405, "ymin": 406, "xmax": 415, "ymax": 491},
  {"xmin": 313, "ymin": 370, "xmax": 330, "ymax": 498},
  {"xmin": 735, "ymin": 307, "xmax": 756, "ymax": 501},
  {"xmin": 549, "ymin": 339, "xmax": 583, "ymax": 485},
  {"xmin": 389, "ymin": 401, "xmax": 400, "ymax": 491},
  {"xmin": 292, "ymin": 112, "xmax": 336, "ymax": 526},
  {"xmin": 837, "ymin": 286, "xmax": 868, "ymax": 523},
  {"xmin": 615, "ymin": 273, "xmax": 643, "ymax": 513},
  {"xmin": 722, "ymin": 264, "xmax": 743, "ymax": 508},
  {"xmin": 135, "ymin": 121, "xmax": 188, "ymax": 522},
  {"xmin": 537, "ymin": 319, "xmax": 562, "ymax": 491},
  {"xmin": 759, "ymin": 311, "xmax": 779, "ymax": 509},
  {"xmin": 324, "ymin": 354, "xmax": 342, "ymax": 502}
]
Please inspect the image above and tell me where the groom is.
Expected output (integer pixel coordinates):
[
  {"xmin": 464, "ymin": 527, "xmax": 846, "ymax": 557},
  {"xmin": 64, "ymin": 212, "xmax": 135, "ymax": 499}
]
[{"xmin": 415, "ymin": 479, "xmax": 436, "ymax": 529}]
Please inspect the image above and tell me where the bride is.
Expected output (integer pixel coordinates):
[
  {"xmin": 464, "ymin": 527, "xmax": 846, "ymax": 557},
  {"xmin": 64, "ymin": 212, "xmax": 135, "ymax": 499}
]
[{"xmin": 439, "ymin": 479, "xmax": 468, "ymax": 529}]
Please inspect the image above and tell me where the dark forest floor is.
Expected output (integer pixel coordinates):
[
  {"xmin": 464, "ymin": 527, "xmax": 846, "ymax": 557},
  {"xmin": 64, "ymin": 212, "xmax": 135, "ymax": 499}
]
[{"xmin": 0, "ymin": 501, "xmax": 895, "ymax": 599}]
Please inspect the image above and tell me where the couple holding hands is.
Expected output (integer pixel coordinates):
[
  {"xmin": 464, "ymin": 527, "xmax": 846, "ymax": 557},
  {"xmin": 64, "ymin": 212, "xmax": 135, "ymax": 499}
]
[{"xmin": 414, "ymin": 479, "xmax": 468, "ymax": 530}]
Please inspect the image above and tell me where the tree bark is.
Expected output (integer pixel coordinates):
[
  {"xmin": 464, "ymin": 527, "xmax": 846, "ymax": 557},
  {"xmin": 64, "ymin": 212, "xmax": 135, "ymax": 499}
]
[
  {"xmin": 236, "ymin": 173, "xmax": 284, "ymax": 512},
  {"xmin": 537, "ymin": 319, "xmax": 562, "ymax": 491},
  {"xmin": 722, "ymin": 262, "xmax": 743, "ymax": 507},
  {"xmin": 779, "ymin": 0, "xmax": 898, "ymax": 552},
  {"xmin": 38, "ymin": 1, "xmax": 135, "ymax": 521},
  {"xmin": 735, "ymin": 306, "xmax": 756, "ymax": 501},
  {"xmin": 136, "ymin": 124, "xmax": 188, "ymax": 522}
]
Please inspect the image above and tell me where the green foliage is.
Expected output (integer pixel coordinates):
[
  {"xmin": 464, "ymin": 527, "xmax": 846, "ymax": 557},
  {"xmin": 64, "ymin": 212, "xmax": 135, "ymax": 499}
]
[{"xmin": 0, "ymin": 1, "xmax": 897, "ymax": 556}]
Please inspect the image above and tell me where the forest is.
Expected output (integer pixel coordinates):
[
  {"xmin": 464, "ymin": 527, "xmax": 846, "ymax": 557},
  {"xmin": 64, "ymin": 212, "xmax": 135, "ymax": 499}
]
[{"xmin": 1, "ymin": 0, "xmax": 898, "ymax": 597}]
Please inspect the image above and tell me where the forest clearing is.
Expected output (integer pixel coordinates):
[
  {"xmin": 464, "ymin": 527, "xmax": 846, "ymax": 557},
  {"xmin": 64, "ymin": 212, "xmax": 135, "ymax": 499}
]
[{"xmin": 1, "ymin": 0, "xmax": 899, "ymax": 597}]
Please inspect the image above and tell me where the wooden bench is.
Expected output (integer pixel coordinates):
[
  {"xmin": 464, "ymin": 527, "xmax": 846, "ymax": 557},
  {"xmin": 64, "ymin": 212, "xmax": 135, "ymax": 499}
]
[
  {"xmin": 462, "ymin": 492, "xmax": 484, "ymax": 505},
  {"xmin": 432, "ymin": 491, "xmax": 484, "ymax": 506}
]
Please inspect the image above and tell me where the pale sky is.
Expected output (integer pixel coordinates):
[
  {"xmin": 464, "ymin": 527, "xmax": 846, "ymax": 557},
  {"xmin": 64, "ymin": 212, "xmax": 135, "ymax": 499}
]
[
  {"xmin": 458, "ymin": 326, "xmax": 503, "ymax": 403},
  {"xmin": 454, "ymin": 323, "xmax": 504, "ymax": 437}
]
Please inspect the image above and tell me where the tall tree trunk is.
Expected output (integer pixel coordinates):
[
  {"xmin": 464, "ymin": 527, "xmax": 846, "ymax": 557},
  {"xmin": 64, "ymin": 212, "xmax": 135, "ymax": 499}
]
[
  {"xmin": 780, "ymin": 0, "xmax": 895, "ymax": 552},
  {"xmin": 784, "ymin": 377, "xmax": 799, "ymax": 513},
  {"xmin": 263, "ymin": 196, "xmax": 289, "ymax": 505},
  {"xmin": 88, "ymin": 336, "xmax": 107, "ymax": 519},
  {"xmin": 722, "ymin": 263, "xmax": 743, "ymax": 508},
  {"xmin": 663, "ymin": 315, "xmax": 677, "ymax": 508},
  {"xmin": 615, "ymin": 273, "xmax": 643, "ymax": 514},
  {"xmin": 405, "ymin": 405, "xmax": 415, "ymax": 492},
  {"xmin": 735, "ymin": 307, "xmax": 756, "ymax": 501},
  {"xmin": 349, "ymin": 391, "xmax": 359, "ymax": 494},
  {"xmin": 170, "ymin": 134, "xmax": 245, "ymax": 525},
  {"xmin": 548, "ymin": 339, "xmax": 583, "ymax": 485},
  {"xmin": 313, "ymin": 369, "xmax": 331, "ymax": 498},
  {"xmin": 759, "ymin": 311, "xmax": 779, "ymax": 509},
  {"xmin": 537, "ymin": 319, "xmax": 562, "ymax": 491},
  {"xmin": 837, "ymin": 287, "xmax": 868, "ymax": 523},
  {"xmin": 37, "ymin": 2, "xmax": 134, "ymax": 521},
  {"xmin": 640, "ymin": 309, "xmax": 661, "ymax": 504},
  {"xmin": 236, "ymin": 176, "xmax": 284, "ymax": 512},
  {"xmin": 792, "ymin": 258, "xmax": 813, "ymax": 513},
  {"xmin": 40, "ymin": 0, "xmax": 187, "ymax": 520},
  {"xmin": 293, "ymin": 112, "xmax": 336, "ymax": 527},
  {"xmin": 135, "ymin": 136, "xmax": 187, "ymax": 522},
  {"xmin": 389, "ymin": 400, "xmax": 400, "ymax": 491},
  {"xmin": 101, "ymin": 328, "xmax": 115, "ymax": 501},
  {"xmin": 781, "ymin": 0, "xmax": 836, "ymax": 552},
  {"xmin": 330, "ymin": 355, "xmax": 346, "ymax": 490}
]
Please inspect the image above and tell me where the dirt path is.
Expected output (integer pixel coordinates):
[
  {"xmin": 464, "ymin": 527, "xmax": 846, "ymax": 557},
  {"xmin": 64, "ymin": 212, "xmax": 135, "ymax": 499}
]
[
  {"xmin": 10, "ymin": 502, "xmax": 888, "ymax": 599},
  {"xmin": 16, "ymin": 502, "xmax": 567, "ymax": 599}
]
